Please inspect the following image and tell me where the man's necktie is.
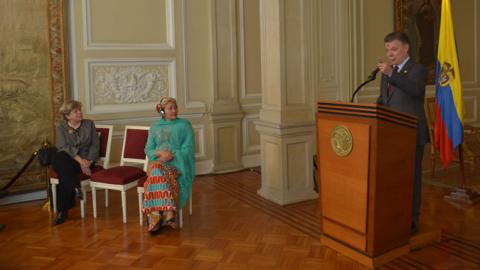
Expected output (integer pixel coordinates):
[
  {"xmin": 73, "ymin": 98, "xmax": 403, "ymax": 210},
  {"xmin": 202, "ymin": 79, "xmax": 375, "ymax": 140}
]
[{"xmin": 387, "ymin": 65, "xmax": 399, "ymax": 96}]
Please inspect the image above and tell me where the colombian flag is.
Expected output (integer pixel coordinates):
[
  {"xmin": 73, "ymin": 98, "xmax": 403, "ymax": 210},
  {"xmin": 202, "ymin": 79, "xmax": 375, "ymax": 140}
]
[{"xmin": 434, "ymin": 0, "xmax": 463, "ymax": 168}]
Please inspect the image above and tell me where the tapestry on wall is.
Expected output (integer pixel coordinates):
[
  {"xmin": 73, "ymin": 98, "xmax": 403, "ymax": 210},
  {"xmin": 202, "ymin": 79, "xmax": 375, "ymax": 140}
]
[{"xmin": 0, "ymin": 0, "xmax": 67, "ymax": 192}]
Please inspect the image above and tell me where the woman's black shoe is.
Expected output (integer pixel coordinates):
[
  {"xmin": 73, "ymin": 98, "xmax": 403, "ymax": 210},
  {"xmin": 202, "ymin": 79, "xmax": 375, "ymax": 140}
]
[
  {"xmin": 54, "ymin": 211, "xmax": 68, "ymax": 225},
  {"xmin": 75, "ymin": 188, "xmax": 83, "ymax": 200}
]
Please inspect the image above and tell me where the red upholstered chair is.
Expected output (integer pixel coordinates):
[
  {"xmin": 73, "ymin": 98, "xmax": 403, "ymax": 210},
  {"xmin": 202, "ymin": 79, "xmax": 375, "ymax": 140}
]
[
  {"xmin": 50, "ymin": 125, "xmax": 113, "ymax": 218},
  {"xmin": 90, "ymin": 126, "xmax": 149, "ymax": 223},
  {"xmin": 137, "ymin": 176, "xmax": 192, "ymax": 228}
]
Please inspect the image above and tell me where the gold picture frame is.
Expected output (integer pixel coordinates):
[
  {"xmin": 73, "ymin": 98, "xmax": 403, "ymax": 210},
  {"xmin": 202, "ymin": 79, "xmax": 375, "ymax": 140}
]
[
  {"xmin": 394, "ymin": 0, "xmax": 441, "ymax": 84},
  {"xmin": 48, "ymin": 0, "xmax": 69, "ymax": 122}
]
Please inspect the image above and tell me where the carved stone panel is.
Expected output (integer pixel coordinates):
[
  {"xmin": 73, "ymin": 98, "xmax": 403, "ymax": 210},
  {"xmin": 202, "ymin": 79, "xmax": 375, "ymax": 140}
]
[{"xmin": 86, "ymin": 60, "xmax": 175, "ymax": 113}]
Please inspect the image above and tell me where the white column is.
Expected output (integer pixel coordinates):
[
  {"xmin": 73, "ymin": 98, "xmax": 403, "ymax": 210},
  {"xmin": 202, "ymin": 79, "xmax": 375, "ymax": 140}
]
[{"xmin": 256, "ymin": 0, "xmax": 318, "ymax": 205}]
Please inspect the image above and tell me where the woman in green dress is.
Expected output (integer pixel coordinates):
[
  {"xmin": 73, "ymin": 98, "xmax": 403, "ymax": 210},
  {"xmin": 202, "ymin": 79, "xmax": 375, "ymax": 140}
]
[{"xmin": 143, "ymin": 97, "xmax": 195, "ymax": 234}]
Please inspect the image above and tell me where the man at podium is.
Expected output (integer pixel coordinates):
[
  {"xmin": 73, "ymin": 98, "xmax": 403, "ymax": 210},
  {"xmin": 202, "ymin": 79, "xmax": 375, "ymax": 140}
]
[{"xmin": 376, "ymin": 31, "xmax": 428, "ymax": 233}]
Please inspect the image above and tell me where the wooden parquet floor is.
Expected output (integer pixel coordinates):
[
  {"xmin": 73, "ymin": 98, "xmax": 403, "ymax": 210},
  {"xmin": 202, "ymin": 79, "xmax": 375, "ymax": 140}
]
[{"xmin": 1, "ymin": 168, "xmax": 480, "ymax": 269}]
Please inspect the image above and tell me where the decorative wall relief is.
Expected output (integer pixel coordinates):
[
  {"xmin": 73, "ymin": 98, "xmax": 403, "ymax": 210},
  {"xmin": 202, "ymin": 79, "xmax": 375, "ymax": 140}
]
[
  {"xmin": 86, "ymin": 60, "xmax": 175, "ymax": 113},
  {"xmin": 93, "ymin": 66, "xmax": 168, "ymax": 104}
]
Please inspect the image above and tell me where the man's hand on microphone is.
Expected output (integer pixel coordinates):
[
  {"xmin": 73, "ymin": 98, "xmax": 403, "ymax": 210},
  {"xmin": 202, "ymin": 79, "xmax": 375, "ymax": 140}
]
[{"xmin": 377, "ymin": 59, "xmax": 393, "ymax": 76}]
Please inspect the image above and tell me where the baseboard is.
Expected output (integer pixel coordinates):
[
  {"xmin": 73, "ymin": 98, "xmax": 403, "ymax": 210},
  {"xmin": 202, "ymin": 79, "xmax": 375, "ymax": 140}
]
[
  {"xmin": 196, "ymin": 159, "xmax": 214, "ymax": 175},
  {"xmin": 242, "ymin": 154, "xmax": 260, "ymax": 168},
  {"xmin": 0, "ymin": 189, "xmax": 47, "ymax": 206}
]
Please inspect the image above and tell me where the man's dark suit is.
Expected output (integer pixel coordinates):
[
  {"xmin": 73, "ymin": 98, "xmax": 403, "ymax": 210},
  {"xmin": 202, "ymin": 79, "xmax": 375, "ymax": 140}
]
[{"xmin": 376, "ymin": 58, "xmax": 428, "ymax": 231}]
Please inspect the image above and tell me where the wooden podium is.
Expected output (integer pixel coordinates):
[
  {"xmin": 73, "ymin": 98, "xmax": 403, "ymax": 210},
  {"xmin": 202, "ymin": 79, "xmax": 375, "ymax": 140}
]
[{"xmin": 316, "ymin": 101, "xmax": 417, "ymax": 268}]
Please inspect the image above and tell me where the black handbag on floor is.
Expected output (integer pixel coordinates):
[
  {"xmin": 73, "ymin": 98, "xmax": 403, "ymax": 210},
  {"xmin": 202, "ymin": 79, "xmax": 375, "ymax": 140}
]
[{"xmin": 37, "ymin": 146, "xmax": 57, "ymax": 167}]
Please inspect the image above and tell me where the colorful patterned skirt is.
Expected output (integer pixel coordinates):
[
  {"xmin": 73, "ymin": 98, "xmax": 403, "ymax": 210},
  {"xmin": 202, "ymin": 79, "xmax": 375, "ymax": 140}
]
[{"xmin": 143, "ymin": 161, "xmax": 179, "ymax": 215}]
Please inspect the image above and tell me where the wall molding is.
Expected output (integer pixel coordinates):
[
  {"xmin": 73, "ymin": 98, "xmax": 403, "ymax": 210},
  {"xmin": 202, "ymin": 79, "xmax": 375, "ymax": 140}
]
[
  {"xmin": 212, "ymin": 120, "xmax": 243, "ymax": 173},
  {"xmin": 211, "ymin": 0, "xmax": 238, "ymax": 106},
  {"xmin": 460, "ymin": 0, "xmax": 478, "ymax": 86},
  {"xmin": 238, "ymin": 0, "xmax": 262, "ymax": 102},
  {"xmin": 242, "ymin": 113, "xmax": 260, "ymax": 154},
  {"xmin": 192, "ymin": 124, "xmax": 206, "ymax": 159},
  {"xmin": 464, "ymin": 95, "xmax": 478, "ymax": 123},
  {"xmin": 312, "ymin": 0, "xmax": 357, "ymax": 102},
  {"xmin": 240, "ymin": 103, "xmax": 261, "ymax": 111},
  {"xmin": 180, "ymin": 0, "xmax": 206, "ymax": 110},
  {"xmin": 83, "ymin": 0, "xmax": 175, "ymax": 50},
  {"xmin": 93, "ymin": 112, "xmax": 204, "ymax": 126}
]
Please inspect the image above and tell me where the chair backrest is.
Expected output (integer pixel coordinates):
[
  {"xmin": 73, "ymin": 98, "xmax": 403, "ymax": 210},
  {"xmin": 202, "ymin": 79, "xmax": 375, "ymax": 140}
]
[
  {"xmin": 120, "ymin": 126, "xmax": 150, "ymax": 170},
  {"xmin": 96, "ymin": 125, "xmax": 114, "ymax": 168}
]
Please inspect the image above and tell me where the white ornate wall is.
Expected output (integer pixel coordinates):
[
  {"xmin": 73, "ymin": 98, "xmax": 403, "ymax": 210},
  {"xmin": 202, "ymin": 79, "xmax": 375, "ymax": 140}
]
[{"xmin": 68, "ymin": 0, "xmax": 262, "ymax": 174}]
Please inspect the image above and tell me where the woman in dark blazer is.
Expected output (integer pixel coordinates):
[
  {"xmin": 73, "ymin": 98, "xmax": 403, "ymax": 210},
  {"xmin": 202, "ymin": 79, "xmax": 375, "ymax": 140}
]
[{"xmin": 51, "ymin": 100, "xmax": 99, "ymax": 225}]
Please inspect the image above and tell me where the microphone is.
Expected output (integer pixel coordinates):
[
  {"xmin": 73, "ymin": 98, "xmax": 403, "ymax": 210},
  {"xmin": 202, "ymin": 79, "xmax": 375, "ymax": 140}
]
[
  {"xmin": 350, "ymin": 66, "xmax": 380, "ymax": 102},
  {"xmin": 368, "ymin": 67, "xmax": 380, "ymax": 80}
]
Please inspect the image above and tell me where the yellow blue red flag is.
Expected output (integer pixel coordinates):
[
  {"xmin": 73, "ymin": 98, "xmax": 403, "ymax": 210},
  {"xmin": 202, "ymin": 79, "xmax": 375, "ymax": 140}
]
[{"xmin": 434, "ymin": 0, "xmax": 463, "ymax": 168}]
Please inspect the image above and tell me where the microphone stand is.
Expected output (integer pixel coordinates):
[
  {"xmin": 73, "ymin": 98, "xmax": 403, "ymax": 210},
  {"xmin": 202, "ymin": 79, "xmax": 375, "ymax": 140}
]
[{"xmin": 350, "ymin": 75, "xmax": 378, "ymax": 103}]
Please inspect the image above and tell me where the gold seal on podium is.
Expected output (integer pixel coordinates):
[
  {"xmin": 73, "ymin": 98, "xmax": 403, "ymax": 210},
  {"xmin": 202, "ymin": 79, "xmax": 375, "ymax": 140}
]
[{"xmin": 330, "ymin": 126, "xmax": 353, "ymax": 157}]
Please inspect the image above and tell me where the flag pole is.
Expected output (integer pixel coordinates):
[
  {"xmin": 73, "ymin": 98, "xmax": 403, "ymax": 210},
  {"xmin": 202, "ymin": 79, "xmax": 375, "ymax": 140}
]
[{"xmin": 458, "ymin": 144, "xmax": 466, "ymax": 189}]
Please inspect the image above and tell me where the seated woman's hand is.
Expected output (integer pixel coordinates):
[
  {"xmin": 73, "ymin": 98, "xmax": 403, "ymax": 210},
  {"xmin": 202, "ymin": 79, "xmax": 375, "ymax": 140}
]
[
  {"xmin": 75, "ymin": 157, "xmax": 92, "ymax": 175},
  {"xmin": 156, "ymin": 150, "xmax": 174, "ymax": 162},
  {"xmin": 79, "ymin": 158, "xmax": 92, "ymax": 175},
  {"xmin": 78, "ymin": 158, "xmax": 91, "ymax": 168},
  {"xmin": 74, "ymin": 156, "xmax": 91, "ymax": 168},
  {"xmin": 81, "ymin": 165, "xmax": 92, "ymax": 176}
]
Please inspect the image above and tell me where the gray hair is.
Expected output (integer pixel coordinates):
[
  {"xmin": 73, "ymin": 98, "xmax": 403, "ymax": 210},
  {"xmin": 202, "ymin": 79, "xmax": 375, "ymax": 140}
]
[
  {"xmin": 384, "ymin": 31, "xmax": 411, "ymax": 45},
  {"xmin": 59, "ymin": 100, "xmax": 82, "ymax": 121}
]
